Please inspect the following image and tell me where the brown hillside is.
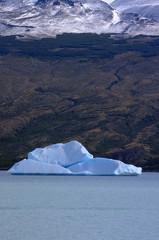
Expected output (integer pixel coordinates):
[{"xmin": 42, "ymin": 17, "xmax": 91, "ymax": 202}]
[{"xmin": 0, "ymin": 34, "xmax": 159, "ymax": 170}]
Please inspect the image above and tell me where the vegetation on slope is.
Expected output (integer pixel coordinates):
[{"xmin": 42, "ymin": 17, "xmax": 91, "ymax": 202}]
[{"xmin": 0, "ymin": 34, "xmax": 159, "ymax": 170}]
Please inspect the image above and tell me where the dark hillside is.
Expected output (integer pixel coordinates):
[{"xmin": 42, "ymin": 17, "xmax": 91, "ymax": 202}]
[{"xmin": 0, "ymin": 34, "xmax": 159, "ymax": 170}]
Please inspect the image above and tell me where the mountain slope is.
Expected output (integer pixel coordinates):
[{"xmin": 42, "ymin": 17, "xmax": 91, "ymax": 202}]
[
  {"xmin": 0, "ymin": 34, "xmax": 159, "ymax": 170},
  {"xmin": 112, "ymin": 0, "xmax": 159, "ymax": 21},
  {"xmin": 0, "ymin": 0, "xmax": 159, "ymax": 38},
  {"xmin": 0, "ymin": 0, "xmax": 117, "ymax": 38}
]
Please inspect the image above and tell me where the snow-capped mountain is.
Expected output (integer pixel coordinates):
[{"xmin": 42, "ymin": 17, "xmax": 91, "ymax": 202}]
[
  {"xmin": 0, "ymin": 0, "xmax": 159, "ymax": 38},
  {"xmin": 112, "ymin": 0, "xmax": 159, "ymax": 21}
]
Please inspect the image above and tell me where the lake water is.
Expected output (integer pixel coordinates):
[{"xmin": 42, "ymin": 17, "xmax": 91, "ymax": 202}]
[{"xmin": 0, "ymin": 171, "xmax": 159, "ymax": 240}]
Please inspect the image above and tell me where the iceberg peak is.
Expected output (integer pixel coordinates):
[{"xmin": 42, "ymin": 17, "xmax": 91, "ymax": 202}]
[{"xmin": 28, "ymin": 140, "xmax": 93, "ymax": 167}]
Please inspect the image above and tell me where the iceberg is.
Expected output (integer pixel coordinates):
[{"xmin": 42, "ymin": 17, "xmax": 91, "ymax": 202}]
[{"xmin": 8, "ymin": 140, "xmax": 142, "ymax": 176}]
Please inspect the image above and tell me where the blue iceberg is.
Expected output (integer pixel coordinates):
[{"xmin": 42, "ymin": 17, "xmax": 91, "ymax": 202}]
[{"xmin": 8, "ymin": 141, "xmax": 142, "ymax": 175}]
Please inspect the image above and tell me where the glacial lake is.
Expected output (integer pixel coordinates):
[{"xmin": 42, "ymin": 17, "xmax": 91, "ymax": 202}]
[{"xmin": 0, "ymin": 171, "xmax": 159, "ymax": 240}]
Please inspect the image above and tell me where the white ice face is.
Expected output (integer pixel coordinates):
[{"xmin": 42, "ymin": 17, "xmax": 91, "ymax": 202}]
[
  {"xmin": 8, "ymin": 141, "xmax": 142, "ymax": 175},
  {"xmin": 28, "ymin": 141, "xmax": 93, "ymax": 167}
]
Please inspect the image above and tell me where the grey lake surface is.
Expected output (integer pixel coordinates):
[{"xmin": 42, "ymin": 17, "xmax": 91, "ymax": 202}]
[{"xmin": 0, "ymin": 171, "xmax": 159, "ymax": 240}]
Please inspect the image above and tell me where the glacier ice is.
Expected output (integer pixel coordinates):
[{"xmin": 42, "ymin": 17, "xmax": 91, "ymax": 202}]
[{"xmin": 8, "ymin": 140, "xmax": 142, "ymax": 175}]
